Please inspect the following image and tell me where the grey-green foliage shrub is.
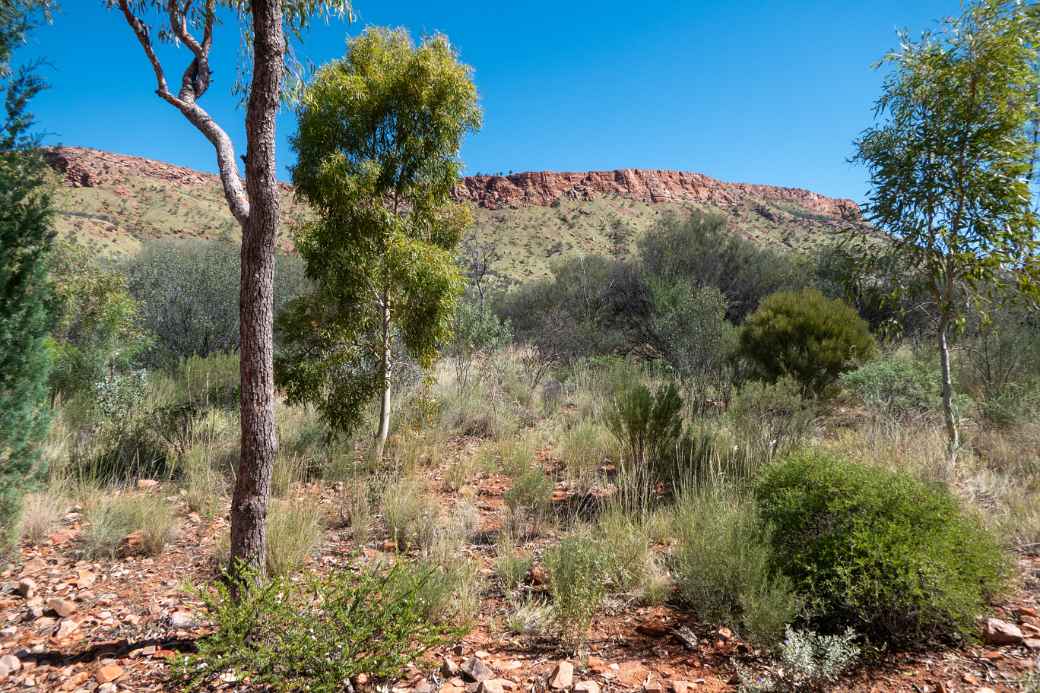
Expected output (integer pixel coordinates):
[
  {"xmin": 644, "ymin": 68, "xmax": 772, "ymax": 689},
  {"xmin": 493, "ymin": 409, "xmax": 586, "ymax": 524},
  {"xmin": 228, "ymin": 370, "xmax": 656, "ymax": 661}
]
[
  {"xmin": 638, "ymin": 211, "xmax": 804, "ymax": 323},
  {"xmin": 648, "ymin": 280, "xmax": 738, "ymax": 392},
  {"xmin": 840, "ymin": 354, "xmax": 941, "ymax": 419},
  {"xmin": 173, "ymin": 564, "xmax": 463, "ymax": 693},
  {"xmin": 739, "ymin": 289, "xmax": 877, "ymax": 396},
  {"xmin": 125, "ymin": 239, "xmax": 308, "ymax": 366},
  {"xmin": 755, "ymin": 450, "xmax": 1009, "ymax": 645},
  {"xmin": 739, "ymin": 627, "xmax": 860, "ymax": 692},
  {"xmin": 672, "ymin": 493, "xmax": 800, "ymax": 649},
  {"xmin": 545, "ymin": 532, "xmax": 609, "ymax": 648},
  {"xmin": 48, "ymin": 239, "xmax": 150, "ymax": 399}
]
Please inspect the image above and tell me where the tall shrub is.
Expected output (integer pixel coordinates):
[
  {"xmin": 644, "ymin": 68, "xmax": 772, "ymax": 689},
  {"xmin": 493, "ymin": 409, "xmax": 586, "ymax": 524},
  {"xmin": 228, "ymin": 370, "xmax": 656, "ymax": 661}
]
[{"xmin": 739, "ymin": 289, "xmax": 877, "ymax": 396}]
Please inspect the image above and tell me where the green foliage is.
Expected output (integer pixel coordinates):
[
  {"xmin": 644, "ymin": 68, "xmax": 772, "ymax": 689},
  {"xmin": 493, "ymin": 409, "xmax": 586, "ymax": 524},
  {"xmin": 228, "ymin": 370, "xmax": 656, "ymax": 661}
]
[
  {"xmin": 173, "ymin": 563, "xmax": 463, "ymax": 693},
  {"xmin": 0, "ymin": 3, "xmax": 54, "ymax": 550},
  {"xmin": 728, "ymin": 377, "xmax": 817, "ymax": 452},
  {"xmin": 545, "ymin": 531, "xmax": 609, "ymax": 648},
  {"xmin": 739, "ymin": 289, "xmax": 877, "ymax": 396},
  {"xmin": 672, "ymin": 493, "xmax": 800, "ymax": 649},
  {"xmin": 853, "ymin": 0, "xmax": 1040, "ymax": 449},
  {"xmin": 755, "ymin": 450, "xmax": 1009, "ymax": 645},
  {"xmin": 125, "ymin": 239, "xmax": 307, "ymax": 367},
  {"xmin": 48, "ymin": 240, "xmax": 149, "ymax": 398},
  {"xmin": 840, "ymin": 354, "xmax": 941, "ymax": 418},
  {"xmin": 638, "ymin": 211, "xmax": 805, "ymax": 323},
  {"xmin": 648, "ymin": 280, "xmax": 738, "ymax": 386},
  {"xmin": 278, "ymin": 27, "xmax": 480, "ymax": 444},
  {"xmin": 606, "ymin": 381, "xmax": 684, "ymax": 474},
  {"xmin": 503, "ymin": 466, "xmax": 553, "ymax": 536}
]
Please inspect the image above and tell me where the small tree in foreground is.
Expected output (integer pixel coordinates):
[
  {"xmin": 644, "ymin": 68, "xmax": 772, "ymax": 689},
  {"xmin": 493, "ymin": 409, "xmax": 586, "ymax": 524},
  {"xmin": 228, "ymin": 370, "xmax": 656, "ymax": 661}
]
[
  {"xmin": 853, "ymin": 0, "xmax": 1040, "ymax": 459},
  {"xmin": 277, "ymin": 28, "xmax": 481, "ymax": 459}
]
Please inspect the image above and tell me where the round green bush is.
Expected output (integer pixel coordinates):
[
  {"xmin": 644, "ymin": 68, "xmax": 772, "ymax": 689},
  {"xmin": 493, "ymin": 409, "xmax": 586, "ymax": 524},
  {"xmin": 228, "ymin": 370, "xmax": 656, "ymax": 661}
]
[
  {"xmin": 739, "ymin": 289, "xmax": 877, "ymax": 396},
  {"xmin": 755, "ymin": 451, "xmax": 1009, "ymax": 646}
]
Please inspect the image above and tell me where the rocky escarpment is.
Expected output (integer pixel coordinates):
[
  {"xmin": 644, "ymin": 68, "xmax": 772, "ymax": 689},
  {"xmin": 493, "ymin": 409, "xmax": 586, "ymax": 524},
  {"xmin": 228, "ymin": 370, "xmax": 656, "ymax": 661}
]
[{"xmin": 455, "ymin": 168, "xmax": 860, "ymax": 220}]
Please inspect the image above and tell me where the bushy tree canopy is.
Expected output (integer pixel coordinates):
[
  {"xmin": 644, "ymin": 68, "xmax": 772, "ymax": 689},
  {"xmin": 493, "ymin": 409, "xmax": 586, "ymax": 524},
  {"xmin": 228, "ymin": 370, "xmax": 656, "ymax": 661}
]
[
  {"xmin": 277, "ymin": 28, "xmax": 480, "ymax": 454},
  {"xmin": 739, "ymin": 289, "xmax": 877, "ymax": 396}
]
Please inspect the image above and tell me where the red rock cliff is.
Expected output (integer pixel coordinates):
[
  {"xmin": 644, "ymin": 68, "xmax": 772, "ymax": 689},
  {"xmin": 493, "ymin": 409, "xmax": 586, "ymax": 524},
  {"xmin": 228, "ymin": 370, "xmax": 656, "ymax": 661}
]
[{"xmin": 454, "ymin": 168, "xmax": 859, "ymax": 219}]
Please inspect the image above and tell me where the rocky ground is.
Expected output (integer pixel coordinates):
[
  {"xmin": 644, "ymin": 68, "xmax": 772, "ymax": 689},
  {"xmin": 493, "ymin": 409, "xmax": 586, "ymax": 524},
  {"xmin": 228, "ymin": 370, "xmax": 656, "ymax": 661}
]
[{"xmin": 1, "ymin": 468, "xmax": 1038, "ymax": 693}]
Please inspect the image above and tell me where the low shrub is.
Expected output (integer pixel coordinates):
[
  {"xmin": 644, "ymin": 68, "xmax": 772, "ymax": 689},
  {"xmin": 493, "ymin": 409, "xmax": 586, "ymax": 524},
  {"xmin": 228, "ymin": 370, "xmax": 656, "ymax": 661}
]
[
  {"xmin": 671, "ymin": 493, "xmax": 799, "ymax": 649},
  {"xmin": 755, "ymin": 450, "xmax": 1010, "ymax": 645},
  {"xmin": 738, "ymin": 627, "xmax": 860, "ymax": 692},
  {"xmin": 728, "ymin": 377, "xmax": 816, "ymax": 456},
  {"xmin": 503, "ymin": 467, "xmax": 553, "ymax": 537},
  {"xmin": 81, "ymin": 493, "xmax": 177, "ymax": 559},
  {"xmin": 173, "ymin": 563, "xmax": 463, "ymax": 692},
  {"xmin": 382, "ymin": 477, "xmax": 441, "ymax": 551},
  {"xmin": 545, "ymin": 531, "xmax": 609, "ymax": 649},
  {"xmin": 505, "ymin": 597, "xmax": 554, "ymax": 637},
  {"xmin": 739, "ymin": 289, "xmax": 877, "ymax": 396},
  {"xmin": 595, "ymin": 509, "xmax": 655, "ymax": 594},
  {"xmin": 18, "ymin": 490, "xmax": 66, "ymax": 546},
  {"xmin": 494, "ymin": 535, "xmax": 533, "ymax": 593},
  {"xmin": 606, "ymin": 381, "xmax": 684, "ymax": 479},
  {"xmin": 840, "ymin": 354, "xmax": 941, "ymax": 419},
  {"xmin": 266, "ymin": 499, "xmax": 323, "ymax": 578}
]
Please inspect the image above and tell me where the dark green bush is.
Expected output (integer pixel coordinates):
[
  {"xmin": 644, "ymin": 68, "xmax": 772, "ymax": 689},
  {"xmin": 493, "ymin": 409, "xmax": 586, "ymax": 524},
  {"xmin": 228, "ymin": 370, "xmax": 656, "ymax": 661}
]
[
  {"xmin": 173, "ymin": 564, "xmax": 463, "ymax": 692},
  {"xmin": 739, "ymin": 289, "xmax": 877, "ymax": 396},
  {"xmin": 755, "ymin": 450, "xmax": 1009, "ymax": 645}
]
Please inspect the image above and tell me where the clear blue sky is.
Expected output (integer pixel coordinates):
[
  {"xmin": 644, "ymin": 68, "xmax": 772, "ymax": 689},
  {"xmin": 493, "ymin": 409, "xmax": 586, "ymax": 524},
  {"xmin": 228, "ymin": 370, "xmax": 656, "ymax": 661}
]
[{"xmin": 25, "ymin": 1, "xmax": 958, "ymax": 201}]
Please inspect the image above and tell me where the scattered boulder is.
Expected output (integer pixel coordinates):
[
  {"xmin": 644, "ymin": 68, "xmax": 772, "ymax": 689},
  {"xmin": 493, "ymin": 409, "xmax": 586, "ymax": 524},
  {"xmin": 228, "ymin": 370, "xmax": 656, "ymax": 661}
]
[
  {"xmin": 461, "ymin": 656, "xmax": 493, "ymax": 683},
  {"xmin": 169, "ymin": 610, "xmax": 194, "ymax": 628},
  {"xmin": 671, "ymin": 682, "xmax": 693, "ymax": 693},
  {"xmin": 574, "ymin": 681, "xmax": 600, "ymax": 693},
  {"xmin": 0, "ymin": 654, "xmax": 21, "ymax": 676},
  {"xmin": 46, "ymin": 597, "xmax": 77, "ymax": 618},
  {"xmin": 479, "ymin": 680, "xmax": 505, "ymax": 693},
  {"xmin": 549, "ymin": 661, "xmax": 574, "ymax": 690},
  {"xmin": 15, "ymin": 578, "xmax": 36, "ymax": 598},
  {"xmin": 982, "ymin": 618, "xmax": 1024, "ymax": 646},
  {"xmin": 95, "ymin": 663, "xmax": 124, "ymax": 684}
]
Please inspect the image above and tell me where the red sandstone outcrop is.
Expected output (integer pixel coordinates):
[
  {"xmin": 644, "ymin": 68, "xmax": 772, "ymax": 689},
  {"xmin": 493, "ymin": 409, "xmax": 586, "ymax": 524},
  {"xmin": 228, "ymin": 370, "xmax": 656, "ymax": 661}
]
[
  {"xmin": 44, "ymin": 146, "xmax": 859, "ymax": 221},
  {"xmin": 454, "ymin": 169, "xmax": 860, "ymax": 219}
]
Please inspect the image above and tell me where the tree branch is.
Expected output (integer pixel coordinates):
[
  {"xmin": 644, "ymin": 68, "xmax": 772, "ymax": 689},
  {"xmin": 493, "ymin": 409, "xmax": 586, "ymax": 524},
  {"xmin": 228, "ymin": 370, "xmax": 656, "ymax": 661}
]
[{"xmin": 116, "ymin": 0, "xmax": 250, "ymax": 226}]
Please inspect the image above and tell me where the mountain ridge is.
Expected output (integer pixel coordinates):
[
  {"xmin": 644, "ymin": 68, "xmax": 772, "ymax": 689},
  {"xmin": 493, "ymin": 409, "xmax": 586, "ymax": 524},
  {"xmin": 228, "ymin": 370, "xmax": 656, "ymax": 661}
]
[{"xmin": 43, "ymin": 146, "xmax": 861, "ymax": 282}]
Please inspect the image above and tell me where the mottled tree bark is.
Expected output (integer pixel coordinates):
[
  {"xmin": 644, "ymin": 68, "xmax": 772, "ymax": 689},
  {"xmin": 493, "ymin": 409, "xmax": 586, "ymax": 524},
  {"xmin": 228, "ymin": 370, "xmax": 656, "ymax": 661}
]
[
  {"xmin": 117, "ymin": 0, "xmax": 285, "ymax": 578},
  {"xmin": 230, "ymin": 0, "xmax": 283, "ymax": 576}
]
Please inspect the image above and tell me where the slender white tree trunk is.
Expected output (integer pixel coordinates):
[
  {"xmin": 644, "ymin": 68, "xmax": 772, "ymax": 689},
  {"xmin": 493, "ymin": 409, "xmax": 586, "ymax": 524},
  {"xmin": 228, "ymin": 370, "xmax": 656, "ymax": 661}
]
[
  {"xmin": 373, "ymin": 294, "xmax": 392, "ymax": 461},
  {"xmin": 938, "ymin": 315, "xmax": 959, "ymax": 464}
]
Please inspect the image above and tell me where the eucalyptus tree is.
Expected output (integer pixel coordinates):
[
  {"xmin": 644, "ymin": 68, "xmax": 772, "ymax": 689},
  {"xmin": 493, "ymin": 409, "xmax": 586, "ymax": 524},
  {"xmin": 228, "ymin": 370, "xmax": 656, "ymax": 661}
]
[
  {"xmin": 110, "ymin": 0, "xmax": 349, "ymax": 576},
  {"xmin": 854, "ymin": 0, "xmax": 1040, "ymax": 459},
  {"xmin": 276, "ymin": 27, "xmax": 481, "ymax": 460}
]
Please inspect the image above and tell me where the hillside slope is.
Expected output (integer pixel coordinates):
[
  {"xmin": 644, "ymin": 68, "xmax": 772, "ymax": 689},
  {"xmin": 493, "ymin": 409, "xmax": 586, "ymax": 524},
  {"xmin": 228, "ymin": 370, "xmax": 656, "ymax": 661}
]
[{"xmin": 45, "ymin": 147, "xmax": 861, "ymax": 282}]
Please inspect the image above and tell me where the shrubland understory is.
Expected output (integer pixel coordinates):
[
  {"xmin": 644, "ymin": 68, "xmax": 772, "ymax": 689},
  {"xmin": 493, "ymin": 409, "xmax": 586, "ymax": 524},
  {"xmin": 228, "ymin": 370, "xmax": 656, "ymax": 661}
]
[{"xmin": 13, "ymin": 205, "xmax": 1040, "ymax": 691}]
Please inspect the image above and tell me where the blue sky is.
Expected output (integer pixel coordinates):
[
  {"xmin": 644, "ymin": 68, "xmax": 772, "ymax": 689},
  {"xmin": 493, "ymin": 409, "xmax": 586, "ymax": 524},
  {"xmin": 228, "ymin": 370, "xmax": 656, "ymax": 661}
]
[{"xmin": 25, "ymin": 1, "xmax": 957, "ymax": 201}]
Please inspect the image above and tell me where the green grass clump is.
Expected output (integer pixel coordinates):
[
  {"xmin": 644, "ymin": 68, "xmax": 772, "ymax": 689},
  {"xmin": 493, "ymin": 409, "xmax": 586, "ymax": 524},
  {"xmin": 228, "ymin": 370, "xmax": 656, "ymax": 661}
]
[
  {"xmin": 545, "ymin": 531, "xmax": 609, "ymax": 649},
  {"xmin": 755, "ymin": 450, "xmax": 1010, "ymax": 646}
]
